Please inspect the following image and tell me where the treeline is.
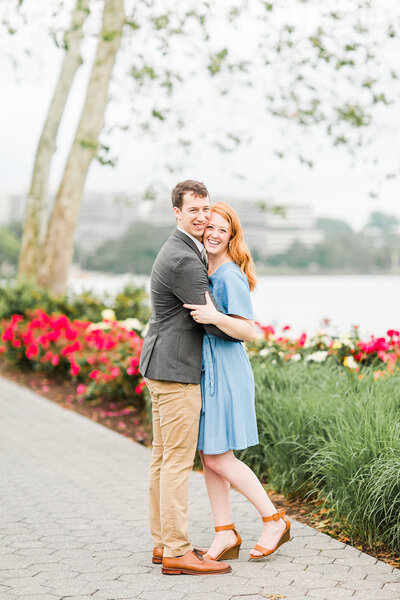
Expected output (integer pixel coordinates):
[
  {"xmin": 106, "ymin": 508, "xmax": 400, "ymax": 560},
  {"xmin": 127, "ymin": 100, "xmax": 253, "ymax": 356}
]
[
  {"xmin": 81, "ymin": 211, "xmax": 400, "ymax": 275},
  {"xmin": 261, "ymin": 213, "xmax": 400, "ymax": 273},
  {"xmin": 1, "ymin": 212, "xmax": 399, "ymax": 277}
]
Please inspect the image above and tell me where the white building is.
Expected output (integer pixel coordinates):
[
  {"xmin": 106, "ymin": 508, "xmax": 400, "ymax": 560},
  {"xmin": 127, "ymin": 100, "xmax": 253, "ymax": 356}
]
[
  {"xmin": 149, "ymin": 195, "xmax": 323, "ymax": 258},
  {"xmin": 4, "ymin": 192, "xmax": 323, "ymax": 259}
]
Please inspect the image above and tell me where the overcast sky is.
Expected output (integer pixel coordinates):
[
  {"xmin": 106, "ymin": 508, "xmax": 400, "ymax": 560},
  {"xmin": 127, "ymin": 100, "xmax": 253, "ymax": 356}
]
[{"xmin": 1, "ymin": 0, "xmax": 399, "ymax": 231}]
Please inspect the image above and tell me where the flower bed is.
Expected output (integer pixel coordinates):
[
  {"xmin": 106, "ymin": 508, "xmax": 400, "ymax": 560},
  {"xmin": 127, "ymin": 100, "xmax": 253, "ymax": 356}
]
[
  {"xmin": 248, "ymin": 323, "xmax": 400, "ymax": 379},
  {"xmin": 0, "ymin": 309, "xmax": 145, "ymax": 404}
]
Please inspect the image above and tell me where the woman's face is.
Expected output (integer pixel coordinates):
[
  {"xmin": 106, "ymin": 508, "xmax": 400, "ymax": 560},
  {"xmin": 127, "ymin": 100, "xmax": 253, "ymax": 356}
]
[{"xmin": 203, "ymin": 212, "xmax": 231, "ymax": 258}]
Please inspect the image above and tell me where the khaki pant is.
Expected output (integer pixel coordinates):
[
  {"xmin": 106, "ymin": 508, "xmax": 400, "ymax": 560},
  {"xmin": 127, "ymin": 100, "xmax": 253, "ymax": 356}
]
[{"xmin": 145, "ymin": 378, "xmax": 202, "ymax": 558}]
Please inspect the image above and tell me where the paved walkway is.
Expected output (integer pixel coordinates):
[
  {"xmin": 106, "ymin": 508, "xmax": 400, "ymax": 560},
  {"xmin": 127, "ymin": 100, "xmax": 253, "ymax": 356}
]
[{"xmin": 0, "ymin": 376, "xmax": 399, "ymax": 600}]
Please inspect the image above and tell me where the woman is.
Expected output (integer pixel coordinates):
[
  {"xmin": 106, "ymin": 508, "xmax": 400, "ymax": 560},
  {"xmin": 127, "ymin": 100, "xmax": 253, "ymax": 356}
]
[{"xmin": 184, "ymin": 202, "xmax": 290, "ymax": 561}]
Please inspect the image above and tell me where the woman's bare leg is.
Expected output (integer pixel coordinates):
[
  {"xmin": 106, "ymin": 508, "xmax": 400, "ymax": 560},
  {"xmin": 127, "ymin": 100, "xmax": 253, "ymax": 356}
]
[
  {"xmin": 202, "ymin": 451, "xmax": 286, "ymax": 557},
  {"xmin": 200, "ymin": 450, "xmax": 237, "ymax": 558}
]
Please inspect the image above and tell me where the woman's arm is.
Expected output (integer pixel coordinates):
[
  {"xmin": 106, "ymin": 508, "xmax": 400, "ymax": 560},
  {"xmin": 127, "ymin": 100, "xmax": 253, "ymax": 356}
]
[{"xmin": 183, "ymin": 292, "xmax": 256, "ymax": 343}]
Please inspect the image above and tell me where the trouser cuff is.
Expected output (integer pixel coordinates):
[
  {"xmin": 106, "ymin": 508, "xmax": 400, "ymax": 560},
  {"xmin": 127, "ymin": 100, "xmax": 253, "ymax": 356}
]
[{"xmin": 163, "ymin": 544, "xmax": 192, "ymax": 558}]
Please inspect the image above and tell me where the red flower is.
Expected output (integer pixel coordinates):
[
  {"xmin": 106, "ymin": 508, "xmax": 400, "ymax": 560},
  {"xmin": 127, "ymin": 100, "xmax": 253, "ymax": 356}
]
[
  {"xmin": 387, "ymin": 329, "xmax": 399, "ymax": 338},
  {"xmin": 51, "ymin": 355, "xmax": 59, "ymax": 366},
  {"xmin": 89, "ymin": 369, "xmax": 101, "ymax": 380},
  {"xmin": 2, "ymin": 327, "xmax": 14, "ymax": 341},
  {"xmin": 70, "ymin": 363, "xmax": 80, "ymax": 376},
  {"xmin": 11, "ymin": 314, "xmax": 24, "ymax": 324},
  {"xmin": 135, "ymin": 381, "xmax": 146, "ymax": 395},
  {"xmin": 0, "ymin": 345, "xmax": 6, "ymax": 354},
  {"xmin": 76, "ymin": 384, "xmax": 86, "ymax": 395},
  {"xmin": 26, "ymin": 344, "xmax": 39, "ymax": 359},
  {"xmin": 110, "ymin": 367, "xmax": 120, "ymax": 377},
  {"xmin": 298, "ymin": 333, "xmax": 307, "ymax": 347}
]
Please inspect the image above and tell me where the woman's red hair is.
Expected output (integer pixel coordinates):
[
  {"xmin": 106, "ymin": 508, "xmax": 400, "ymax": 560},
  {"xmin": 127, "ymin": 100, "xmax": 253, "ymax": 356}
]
[{"xmin": 211, "ymin": 202, "xmax": 257, "ymax": 291}]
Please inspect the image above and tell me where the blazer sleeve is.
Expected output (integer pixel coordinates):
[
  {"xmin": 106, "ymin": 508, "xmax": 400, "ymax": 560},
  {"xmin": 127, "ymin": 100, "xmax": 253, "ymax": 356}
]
[{"xmin": 172, "ymin": 255, "xmax": 240, "ymax": 341}]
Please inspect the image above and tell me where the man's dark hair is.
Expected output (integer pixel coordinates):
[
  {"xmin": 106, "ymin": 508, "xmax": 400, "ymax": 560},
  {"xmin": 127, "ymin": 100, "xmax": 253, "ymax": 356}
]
[{"xmin": 171, "ymin": 180, "xmax": 209, "ymax": 209}]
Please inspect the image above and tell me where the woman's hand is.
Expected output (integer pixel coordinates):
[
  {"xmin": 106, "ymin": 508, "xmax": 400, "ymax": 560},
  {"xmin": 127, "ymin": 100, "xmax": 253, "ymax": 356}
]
[{"xmin": 183, "ymin": 292, "xmax": 219, "ymax": 325}]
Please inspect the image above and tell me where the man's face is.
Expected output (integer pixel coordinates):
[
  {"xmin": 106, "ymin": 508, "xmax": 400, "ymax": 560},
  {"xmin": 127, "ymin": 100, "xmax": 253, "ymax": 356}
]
[{"xmin": 173, "ymin": 192, "xmax": 211, "ymax": 241}]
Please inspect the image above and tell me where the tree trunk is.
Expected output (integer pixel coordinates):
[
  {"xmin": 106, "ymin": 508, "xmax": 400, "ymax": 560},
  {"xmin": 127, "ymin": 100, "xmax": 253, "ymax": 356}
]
[
  {"xmin": 17, "ymin": 0, "xmax": 90, "ymax": 283},
  {"xmin": 36, "ymin": 0, "xmax": 125, "ymax": 296}
]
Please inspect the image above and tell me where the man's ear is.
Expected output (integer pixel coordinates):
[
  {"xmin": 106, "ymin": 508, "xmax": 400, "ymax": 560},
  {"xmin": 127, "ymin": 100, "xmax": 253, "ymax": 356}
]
[{"xmin": 173, "ymin": 206, "xmax": 180, "ymax": 219}]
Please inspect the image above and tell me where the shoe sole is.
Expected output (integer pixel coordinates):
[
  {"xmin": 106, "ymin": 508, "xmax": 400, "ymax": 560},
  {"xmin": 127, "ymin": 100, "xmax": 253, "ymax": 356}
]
[
  {"xmin": 249, "ymin": 533, "xmax": 292, "ymax": 560},
  {"xmin": 162, "ymin": 566, "xmax": 232, "ymax": 575}
]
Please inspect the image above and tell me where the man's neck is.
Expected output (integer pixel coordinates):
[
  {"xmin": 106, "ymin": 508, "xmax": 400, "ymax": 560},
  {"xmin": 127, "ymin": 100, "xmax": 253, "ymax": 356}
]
[{"xmin": 177, "ymin": 226, "xmax": 204, "ymax": 250}]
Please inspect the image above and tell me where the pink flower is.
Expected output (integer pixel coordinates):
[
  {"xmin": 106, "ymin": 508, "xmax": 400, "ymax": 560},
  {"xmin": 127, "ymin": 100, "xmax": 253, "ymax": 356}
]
[
  {"xmin": 71, "ymin": 363, "xmax": 80, "ymax": 376},
  {"xmin": 2, "ymin": 327, "xmax": 14, "ymax": 341},
  {"xmin": 377, "ymin": 350, "xmax": 388, "ymax": 362},
  {"xmin": 89, "ymin": 369, "xmax": 100, "ymax": 380},
  {"xmin": 387, "ymin": 329, "xmax": 399, "ymax": 338},
  {"xmin": 135, "ymin": 381, "xmax": 146, "ymax": 395},
  {"xmin": 282, "ymin": 325, "xmax": 291, "ymax": 331},
  {"xmin": 26, "ymin": 344, "xmax": 39, "ymax": 359},
  {"xmin": 118, "ymin": 421, "xmax": 127, "ymax": 430},
  {"xmin": 51, "ymin": 355, "xmax": 59, "ymax": 366},
  {"xmin": 0, "ymin": 345, "xmax": 6, "ymax": 354},
  {"xmin": 298, "ymin": 333, "xmax": 307, "ymax": 347},
  {"xmin": 111, "ymin": 367, "xmax": 120, "ymax": 377},
  {"xmin": 76, "ymin": 384, "xmax": 86, "ymax": 395},
  {"xmin": 11, "ymin": 314, "xmax": 24, "ymax": 324}
]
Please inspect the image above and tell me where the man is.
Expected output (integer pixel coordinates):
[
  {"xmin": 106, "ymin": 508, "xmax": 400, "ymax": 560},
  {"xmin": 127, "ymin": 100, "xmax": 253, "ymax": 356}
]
[{"xmin": 139, "ymin": 180, "xmax": 235, "ymax": 575}]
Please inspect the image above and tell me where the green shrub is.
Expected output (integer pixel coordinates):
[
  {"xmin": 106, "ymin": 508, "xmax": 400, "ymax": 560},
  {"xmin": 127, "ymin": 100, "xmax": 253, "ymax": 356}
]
[{"xmin": 0, "ymin": 279, "xmax": 150, "ymax": 324}]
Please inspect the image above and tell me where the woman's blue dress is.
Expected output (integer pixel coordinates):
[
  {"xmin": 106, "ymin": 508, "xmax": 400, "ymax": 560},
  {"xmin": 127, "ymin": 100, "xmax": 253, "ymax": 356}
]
[{"xmin": 197, "ymin": 262, "xmax": 259, "ymax": 455}]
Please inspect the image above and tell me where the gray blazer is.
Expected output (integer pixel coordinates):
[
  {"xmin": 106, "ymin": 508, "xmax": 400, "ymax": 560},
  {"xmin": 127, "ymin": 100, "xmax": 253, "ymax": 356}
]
[{"xmin": 139, "ymin": 229, "xmax": 235, "ymax": 384}]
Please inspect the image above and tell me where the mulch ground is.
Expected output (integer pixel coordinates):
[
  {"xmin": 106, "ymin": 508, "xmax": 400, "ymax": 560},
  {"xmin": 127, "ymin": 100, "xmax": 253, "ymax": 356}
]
[{"xmin": 1, "ymin": 358, "xmax": 398, "ymax": 569}]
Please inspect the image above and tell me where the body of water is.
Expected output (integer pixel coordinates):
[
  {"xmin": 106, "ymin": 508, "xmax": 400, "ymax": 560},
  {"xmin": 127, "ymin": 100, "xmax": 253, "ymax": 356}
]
[{"xmin": 68, "ymin": 269, "xmax": 399, "ymax": 338}]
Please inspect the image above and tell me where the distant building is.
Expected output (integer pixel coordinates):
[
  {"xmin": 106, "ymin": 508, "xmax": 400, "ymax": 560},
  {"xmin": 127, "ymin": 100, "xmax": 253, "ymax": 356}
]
[
  {"xmin": 149, "ymin": 195, "xmax": 323, "ymax": 258},
  {"xmin": 4, "ymin": 192, "xmax": 323, "ymax": 260},
  {"xmin": 0, "ymin": 193, "xmax": 10, "ymax": 224},
  {"xmin": 75, "ymin": 193, "xmax": 142, "ymax": 257},
  {"xmin": 6, "ymin": 194, "xmax": 27, "ymax": 224}
]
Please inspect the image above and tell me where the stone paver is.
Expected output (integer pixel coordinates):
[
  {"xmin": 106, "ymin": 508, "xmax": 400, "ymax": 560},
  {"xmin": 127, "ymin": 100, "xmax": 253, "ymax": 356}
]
[{"xmin": 0, "ymin": 375, "xmax": 399, "ymax": 600}]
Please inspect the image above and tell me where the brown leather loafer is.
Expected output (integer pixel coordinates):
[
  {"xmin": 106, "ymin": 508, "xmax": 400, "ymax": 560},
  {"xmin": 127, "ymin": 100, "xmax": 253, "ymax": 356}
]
[
  {"xmin": 162, "ymin": 549, "xmax": 231, "ymax": 575},
  {"xmin": 153, "ymin": 546, "xmax": 206, "ymax": 565}
]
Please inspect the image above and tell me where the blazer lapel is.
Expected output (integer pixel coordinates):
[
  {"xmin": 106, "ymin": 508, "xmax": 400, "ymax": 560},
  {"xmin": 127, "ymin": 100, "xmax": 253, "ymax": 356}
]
[{"xmin": 172, "ymin": 229, "xmax": 203, "ymax": 261}]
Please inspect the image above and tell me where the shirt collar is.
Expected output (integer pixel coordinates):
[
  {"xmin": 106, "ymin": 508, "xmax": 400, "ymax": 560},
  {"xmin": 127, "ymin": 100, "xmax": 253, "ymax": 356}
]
[{"xmin": 177, "ymin": 226, "xmax": 204, "ymax": 253}]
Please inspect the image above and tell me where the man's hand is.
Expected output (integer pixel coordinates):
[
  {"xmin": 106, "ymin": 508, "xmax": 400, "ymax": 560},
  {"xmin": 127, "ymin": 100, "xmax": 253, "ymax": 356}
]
[{"xmin": 183, "ymin": 291, "xmax": 220, "ymax": 325}]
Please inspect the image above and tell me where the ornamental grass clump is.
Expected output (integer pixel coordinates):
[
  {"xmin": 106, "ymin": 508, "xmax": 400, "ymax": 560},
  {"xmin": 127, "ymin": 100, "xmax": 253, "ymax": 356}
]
[
  {"xmin": 239, "ymin": 359, "xmax": 400, "ymax": 552},
  {"xmin": 305, "ymin": 370, "xmax": 400, "ymax": 552}
]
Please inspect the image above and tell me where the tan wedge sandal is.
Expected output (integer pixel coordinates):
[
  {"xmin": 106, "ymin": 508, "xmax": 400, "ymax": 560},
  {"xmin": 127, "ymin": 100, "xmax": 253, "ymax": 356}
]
[
  {"xmin": 249, "ymin": 510, "xmax": 291, "ymax": 560},
  {"xmin": 204, "ymin": 523, "xmax": 242, "ymax": 561}
]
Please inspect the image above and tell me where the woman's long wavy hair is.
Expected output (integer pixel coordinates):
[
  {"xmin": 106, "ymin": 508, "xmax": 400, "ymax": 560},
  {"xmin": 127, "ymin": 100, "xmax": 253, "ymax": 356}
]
[{"xmin": 211, "ymin": 202, "xmax": 257, "ymax": 291}]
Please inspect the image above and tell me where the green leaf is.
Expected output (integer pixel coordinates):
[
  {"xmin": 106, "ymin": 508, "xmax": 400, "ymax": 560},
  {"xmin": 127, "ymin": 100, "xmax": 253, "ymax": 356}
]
[
  {"xmin": 152, "ymin": 109, "xmax": 165, "ymax": 120},
  {"xmin": 208, "ymin": 48, "xmax": 228, "ymax": 75}
]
